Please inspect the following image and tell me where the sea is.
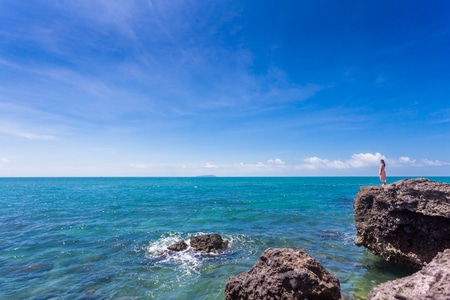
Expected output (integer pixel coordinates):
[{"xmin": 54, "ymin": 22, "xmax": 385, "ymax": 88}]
[{"xmin": 1, "ymin": 176, "xmax": 449, "ymax": 300}]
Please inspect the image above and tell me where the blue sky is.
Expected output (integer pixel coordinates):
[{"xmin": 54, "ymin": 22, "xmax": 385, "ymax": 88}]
[{"xmin": 1, "ymin": 0, "xmax": 449, "ymax": 177}]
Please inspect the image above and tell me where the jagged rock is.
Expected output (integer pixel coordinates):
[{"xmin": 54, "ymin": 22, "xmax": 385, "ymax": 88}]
[
  {"xmin": 224, "ymin": 248, "xmax": 341, "ymax": 300},
  {"xmin": 368, "ymin": 249, "xmax": 450, "ymax": 300},
  {"xmin": 167, "ymin": 240, "xmax": 188, "ymax": 251},
  {"xmin": 354, "ymin": 178, "xmax": 450, "ymax": 267},
  {"xmin": 190, "ymin": 233, "xmax": 228, "ymax": 253}
]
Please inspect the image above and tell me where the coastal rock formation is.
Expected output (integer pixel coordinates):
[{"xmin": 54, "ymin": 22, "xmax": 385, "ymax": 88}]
[
  {"xmin": 354, "ymin": 178, "xmax": 450, "ymax": 267},
  {"xmin": 166, "ymin": 233, "xmax": 229, "ymax": 254},
  {"xmin": 368, "ymin": 249, "xmax": 450, "ymax": 300},
  {"xmin": 167, "ymin": 240, "xmax": 188, "ymax": 252},
  {"xmin": 224, "ymin": 248, "xmax": 341, "ymax": 300},
  {"xmin": 190, "ymin": 233, "xmax": 228, "ymax": 253}
]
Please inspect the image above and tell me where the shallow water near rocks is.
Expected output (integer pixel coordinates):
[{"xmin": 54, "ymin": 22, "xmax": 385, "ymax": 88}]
[{"xmin": 1, "ymin": 177, "xmax": 447, "ymax": 299}]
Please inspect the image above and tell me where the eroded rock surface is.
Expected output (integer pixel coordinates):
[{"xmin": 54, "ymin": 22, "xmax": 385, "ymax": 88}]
[
  {"xmin": 189, "ymin": 233, "xmax": 228, "ymax": 253},
  {"xmin": 354, "ymin": 178, "xmax": 450, "ymax": 267},
  {"xmin": 165, "ymin": 233, "xmax": 228, "ymax": 254},
  {"xmin": 167, "ymin": 240, "xmax": 188, "ymax": 252},
  {"xmin": 368, "ymin": 249, "xmax": 450, "ymax": 300},
  {"xmin": 224, "ymin": 248, "xmax": 341, "ymax": 300}
]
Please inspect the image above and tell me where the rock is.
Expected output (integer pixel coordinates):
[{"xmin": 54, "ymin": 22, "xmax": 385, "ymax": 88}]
[
  {"xmin": 189, "ymin": 233, "xmax": 228, "ymax": 253},
  {"xmin": 167, "ymin": 240, "xmax": 188, "ymax": 252},
  {"xmin": 354, "ymin": 178, "xmax": 450, "ymax": 267},
  {"xmin": 368, "ymin": 249, "xmax": 450, "ymax": 300},
  {"xmin": 224, "ymin": 248, "xmax": 341, "ymax": 300}
]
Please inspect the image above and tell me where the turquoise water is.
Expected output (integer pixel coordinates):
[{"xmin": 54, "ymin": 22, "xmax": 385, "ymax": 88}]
[{"xmin": 1, "ymin": 177, "xmax": 448, "ymax": 299}]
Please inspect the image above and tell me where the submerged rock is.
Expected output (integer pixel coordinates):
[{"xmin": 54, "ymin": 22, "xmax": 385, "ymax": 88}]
[
  {"xmin": 354, "ymin": 178, "xmax": 450, "ymax": 267},
  {"xmin": 368, "ymin": 249, "xmax": 450, "ymax": 300},
  {"xmin": 190, "ymin": 233, "xmax": 228, "ymax": 253},
  {"xmin": 224, "ymin": 248, "xmax": 341, "ymax": 300}
]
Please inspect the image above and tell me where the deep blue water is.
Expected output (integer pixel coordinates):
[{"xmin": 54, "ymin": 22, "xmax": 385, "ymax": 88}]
[{"xmin": 1, "ymin": 177, "xmax": 449, "ymax": 299}]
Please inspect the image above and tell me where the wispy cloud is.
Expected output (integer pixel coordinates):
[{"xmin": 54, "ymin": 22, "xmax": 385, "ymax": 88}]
[
  {"xmin": 1, "ymin": 1, "xmax": 448, "ymax": 177},
  {"xmin": 0, "ymin": 114, "xmax": 57, "ymax": 141},
  {"xmin": 387, "ymin": 157, "xmax": 450, "ymax": 167},
  {"xmin": 0, "ymin": 125, "xmax": 55, "ymax": 141},
  {"xmin": 15, "ymin": 132, "xmax": 55, "ymax": 140},
  {"xmin": 421, "ymin": 159, "xmax": 449, "ymax": 167},
  {"xmin": 0, "ymin": 0, "xmax": 323, "ymax": 125}
]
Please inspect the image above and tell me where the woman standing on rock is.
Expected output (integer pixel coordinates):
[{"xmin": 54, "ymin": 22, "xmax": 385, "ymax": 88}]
[{"xmin": 379, "ymin": 159, "xmax": 386, "ymax": 185}]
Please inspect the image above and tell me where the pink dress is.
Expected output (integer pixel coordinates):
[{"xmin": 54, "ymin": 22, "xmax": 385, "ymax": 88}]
[{"xmin": 379, "ymin": 165, "xmax": 386, "ymax": 183}]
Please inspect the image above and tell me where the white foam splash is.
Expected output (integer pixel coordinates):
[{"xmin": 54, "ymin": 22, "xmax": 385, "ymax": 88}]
[
  {"xmin": 145, "ymin": 233, "xmax": 202, "ymax": 276},
  {"xmin": 144, "ymin": 232, "xmax": 250, "ymax": 277},
  {"xmin": 146, "ymin": 232, "xmax": 185, "ymax": 257}
]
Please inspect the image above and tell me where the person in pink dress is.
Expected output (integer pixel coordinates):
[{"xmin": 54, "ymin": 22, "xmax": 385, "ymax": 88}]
[{"xmin": 379, "ymin": 159, "xmax": 386, "ymax": 185}]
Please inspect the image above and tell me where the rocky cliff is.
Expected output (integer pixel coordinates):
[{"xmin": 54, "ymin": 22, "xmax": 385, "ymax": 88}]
[{"xmin": 354, "ymin": 178, "xmax": 450, "ymax": 267}]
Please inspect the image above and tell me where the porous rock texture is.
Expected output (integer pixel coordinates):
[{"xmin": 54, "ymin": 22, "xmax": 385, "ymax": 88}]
[
  {"xmin": 224, "ymin": 248, "xmax": 341, "ymax": 300},
  {"xmin": 189, "ymin": 233, "xmax": 228, "ymax": 253},
  {"xmin": 368, "ymin": 249, "xmax": 450, "ymax": 300},
  {"xmin": 167, "ymin": 240, "xmax": 188, "ymax": 252},
  {"xmin": 354, "ymin": 178, "xmax": 450, "ymax": 267}
]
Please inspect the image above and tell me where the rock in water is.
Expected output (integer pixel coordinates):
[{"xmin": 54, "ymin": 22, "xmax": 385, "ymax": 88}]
[
  {"xmin": 354, "ymin": 178, "xmax": 450, "ymax": 267},
  {"xmin": 224, "ymin": 248, "xmax": 341, "ymax": 300},
  {"xmin": 368, "ymin": 249, "xmax": 450, "ymax": 300},
  {"xmin": 167, "ymin": 240, "xmax": 188, "ymax": 252},
  {"xmin": 189, "ymin": 233, "xmax": 228, "ymax": 253}
]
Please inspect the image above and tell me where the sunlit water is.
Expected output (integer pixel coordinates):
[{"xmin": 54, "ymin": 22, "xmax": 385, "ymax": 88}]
[{"xmin": 1, "ymin": 177, "xmax": 447, "ymax": 299}]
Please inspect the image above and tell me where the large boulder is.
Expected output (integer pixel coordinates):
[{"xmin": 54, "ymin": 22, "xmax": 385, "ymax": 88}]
[
  {"xmin": 189, "ymin": 233, "xmax": 228, "ymax": 253},
  {"xmin": 354, "ymin": 178, "xmax": 450, "ymax": 267},
  {"xmin": 224, "ymin": 248, "xmax": 341, "ymax": 300},
  {"xmin": 368, "ymin": 249, "xmax": 450, "ymax": 300}
]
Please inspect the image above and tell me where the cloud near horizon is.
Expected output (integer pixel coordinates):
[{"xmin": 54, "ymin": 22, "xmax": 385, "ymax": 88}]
[
  {"xmin": 198, "ymin": 153, "xmax": 449, "ymax": 174},
  {"xmin": 301, "ymin": 153, "xmax": 385, "ymax": 170}
]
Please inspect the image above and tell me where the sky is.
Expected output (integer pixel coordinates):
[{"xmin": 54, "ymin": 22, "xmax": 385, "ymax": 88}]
[{"xmin": 0, "ymin": 0, "xmax": 450, "ymax": 177}]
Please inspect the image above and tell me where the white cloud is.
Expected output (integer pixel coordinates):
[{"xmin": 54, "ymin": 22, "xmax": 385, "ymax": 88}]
[
  {"xmin": 347, "ymin": 152, "xmax": 384, "ymax": 168},
  {"xmin": 399, "ymin": 156, "xmax": 416, "ymax": 164},
  {"xmin": 299, "ymin": 153, "xmax": 450, "ymax": 172},
  {"xmin": 204, "ymin": 162, "xmax": 218, "ymax": 169},
  {"xmin": 303, "ymin": 157, "xmax": 348, "ymax": 169},
  {"xmin": 301, "ymin": 152, "xmax": 384, "ymax": 170},
  {"xmin": 239, "ymin": 162, "xmax": 265, "ymax": 168},
  {"xmin": 199, "ymin": 159, "xmax": 287, "ymax": 174},
  {"xmin": 421, "ymin": 159, "xmax": 447, "ymax": 167},
  {"xmin": 267, "ymin": 158, "xmax": 285, "ymax": 165}
]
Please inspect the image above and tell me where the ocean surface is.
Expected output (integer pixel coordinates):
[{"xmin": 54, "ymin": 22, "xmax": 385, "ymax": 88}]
[{"xmin": 1, "ymin": 176, "xmax": 449, "ymax": 299}]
